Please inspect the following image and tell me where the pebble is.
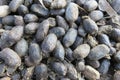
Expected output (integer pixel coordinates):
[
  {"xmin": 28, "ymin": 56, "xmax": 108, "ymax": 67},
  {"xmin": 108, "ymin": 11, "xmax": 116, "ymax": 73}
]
[
  {"xmin": 83, "ymin": 16, "xmax": 98, "ymax": 35},
  {"xmin": 25, "ymin": 22, "xmax": 39, "ymax": 34},
  {"xmin": 88, "ymin": 60, "xmax": 100, "ymax": 69},
  {"xmin": 2, "ymin": 15, "xmax": 14, "ymax": 26},
  {"xmin": 41, "ymin": 33, "xmax": 57, "ymax": 54},
  {"xmin": 51, "ymin": 62, "xmax": 67, "ymax": 76},
  {"xmin": 24, "ymin": 14, "xmax": 38, "ymax": 23},
  {"xmin": 83, "ymin": 65, "xmax": 100, "ymax": 80},
  {"xmin": 0, "ymin": 5, "xmax": 10, "ymax": 17},
  {"xmin": 0, "ymin": 48, "xmax": 21, "ymax": 68},
  {"xmin": 97, "ymin": 33, "xmax": 111, "ymax": 47},
  {"xmin": 15, "ymin": 38, "xmax": 28, "ymax": 57},
  {"xmin": 34, "ymin": 64, "xmax": 48, "ymax": 80},
  {"xmin": 54, "ymin": 40, "xmax": 65, "ymax": 61},
  {"xmin": 89, "ymin": 10, "xmax": 103, "ymax": 21},
  {"xmin": 56, "ymin": 16, "xmax": 69, "ymax": 31},
  {"xmin": 88, "ymin": 44, "xmax": 110, "ymax": 60},
  {"xmin": 49, "ymin": 27, "xmax": 65, "ymax": 38},
  {"xmin": 36, "ymin": 20, "xmax": 49, "ymax": 42},
  {"xmin": 50, "ymin": 0, "xmax": 67, "ymax": 9},
  {"xmin": 30, "ymin": 4, "xmax": 49, "ymax": 17},
  {"xmin": 65, "ymin": 2, "xmax": 79, "ymax": 23},
  {"xmin": 28, "ymin": 43, "xmax": 42, "ymax": 65},
  {"xmin": 62, "ymin": 28, "xmax": 77, "ymax": 47},
  {"xmin": 73, "ymin": 44, "xmax": 90, "ymax": 59},
  {"xmin": 17, "ymin": 5, "xmax": 29, "ymax": 15},
  {"xmin": 110, "ymin": 28, "xmax": 120, "ymax": 42},
  {"xmin": 84, "ymin": 0, "xmax": 98, "ymax": 11},
  {"xmin": 76, "ymin": 61, "xmax": 85, "ymax": 72},
  {"xmin": 9, "ymin": 0, "xmax": 24, "ymax": 12},
  {"xmin": 98, "ymin": 59, "xmax": 110, "ymax": 74}
]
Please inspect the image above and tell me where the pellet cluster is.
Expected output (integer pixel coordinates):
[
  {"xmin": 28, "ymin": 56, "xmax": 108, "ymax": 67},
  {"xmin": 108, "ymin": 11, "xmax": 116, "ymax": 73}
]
[{"xmin": 0, "ymin": 0, "xmax": 120, "ymax": 80}]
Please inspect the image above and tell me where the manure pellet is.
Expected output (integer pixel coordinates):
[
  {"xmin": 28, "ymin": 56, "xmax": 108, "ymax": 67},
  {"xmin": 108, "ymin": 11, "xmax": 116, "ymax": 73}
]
[{"xmin": 0, "ymin": 0, "xmax": 119, "ymax": 79}]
